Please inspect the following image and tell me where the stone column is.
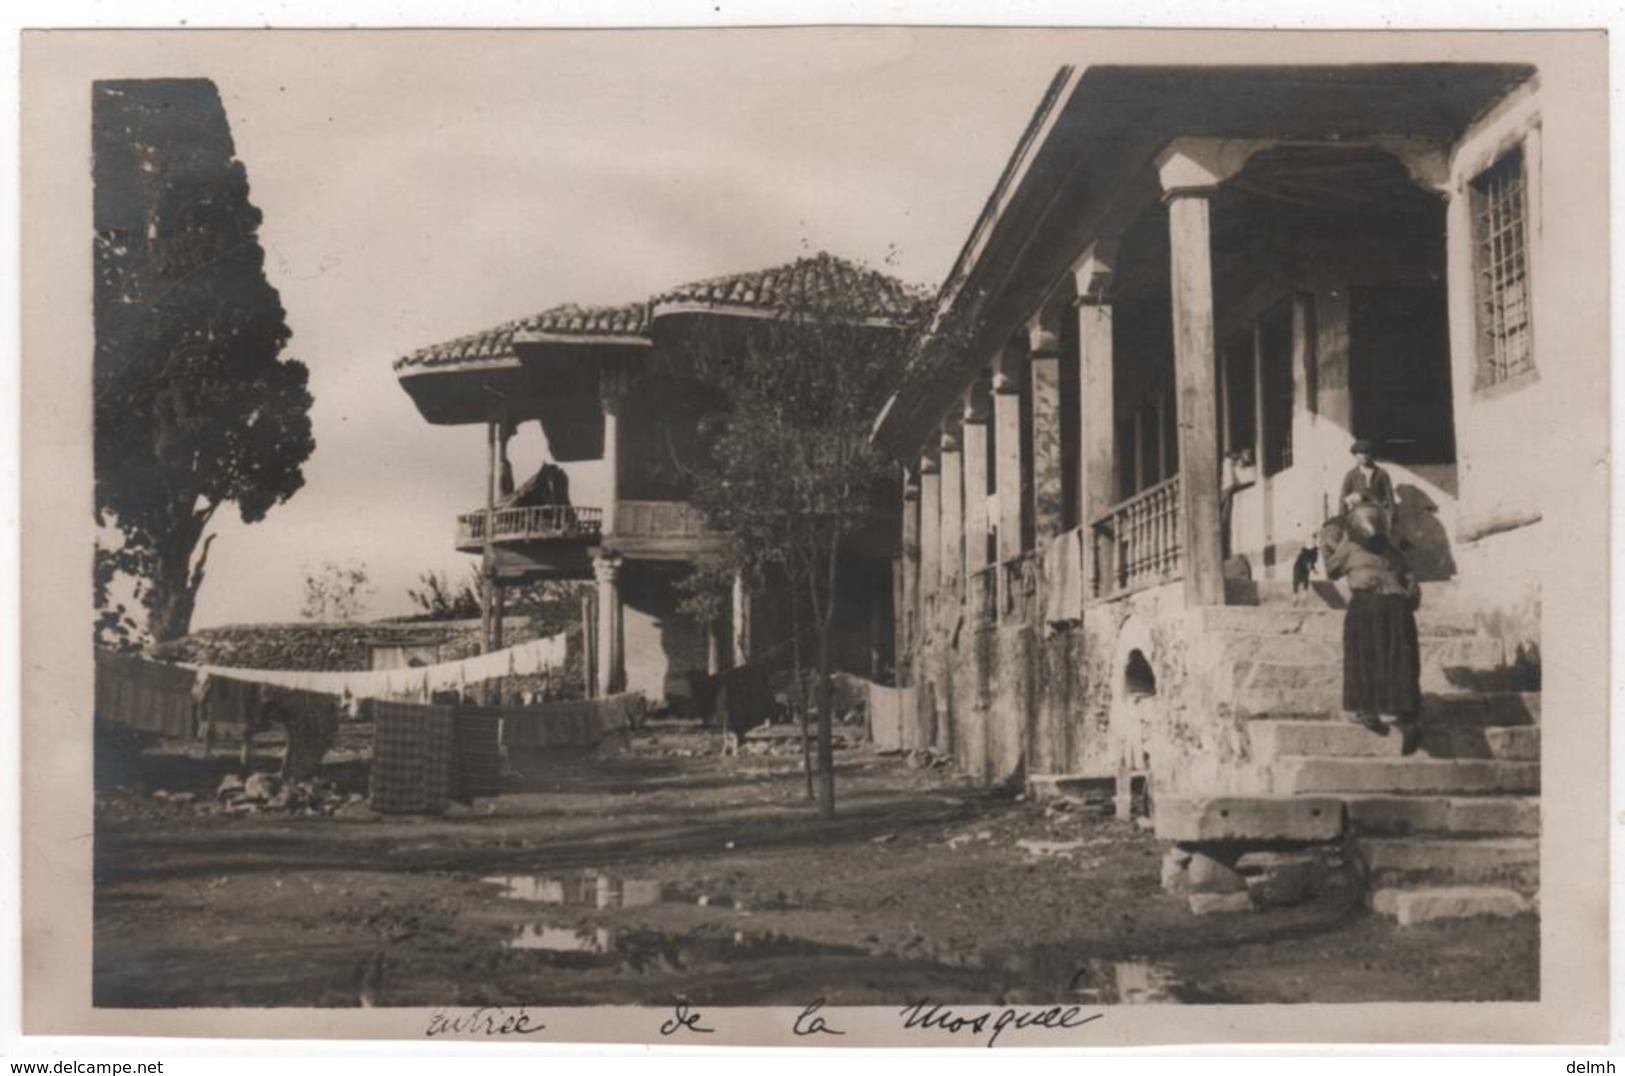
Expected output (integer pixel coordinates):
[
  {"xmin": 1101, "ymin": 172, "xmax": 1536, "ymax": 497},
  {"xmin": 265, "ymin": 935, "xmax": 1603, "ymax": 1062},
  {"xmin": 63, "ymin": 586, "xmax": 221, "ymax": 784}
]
[
  {"xmin": 706, "ymin": 620, "xmax": 722, "ymax": 676},
  {"xmin": 580, "ymin": 590, "xmax": 597, "ymax": 698},
  {"xmin": 900, "ymin": 465, "xmax": 920, "ymax": 656},
  {"xmin": 961, "ymin": 381, "xmax": 991, "ymax": 620},
  {"xmin": 1159, "ymin": 139, "xmax": 1258, "ymax": 607},
  {"xmin": 992, "ymin": 342, "xmax": 1025, "ymax": 614},
  {"xmin": 1073, "ymin": 242, "xmax": 1118, "ymax": 528},
  {"xmin": 731, "ymin": 569, "xmax": 751, "ymax": 667},
  {"xmin": 918, "ymin": 452, "xmax": 941, "ymax": 620},
  {"xmin": 1027, "ymin": 306, "xmax": 1066, "ymax": 542},
  {"xmin": 938, "ymin": 422, "xmax": 964, "ymax": 611},
  {"xmin": 593, "ymin": 554, "xmax": 624, "ymax": 696}
]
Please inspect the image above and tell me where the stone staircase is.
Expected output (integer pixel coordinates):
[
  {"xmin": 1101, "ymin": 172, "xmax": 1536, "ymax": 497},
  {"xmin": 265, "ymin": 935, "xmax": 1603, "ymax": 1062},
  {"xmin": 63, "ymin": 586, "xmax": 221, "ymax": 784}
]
[{"xmin": 1159, "ymin": 582, "xmax": 1540, "ymax": 924}]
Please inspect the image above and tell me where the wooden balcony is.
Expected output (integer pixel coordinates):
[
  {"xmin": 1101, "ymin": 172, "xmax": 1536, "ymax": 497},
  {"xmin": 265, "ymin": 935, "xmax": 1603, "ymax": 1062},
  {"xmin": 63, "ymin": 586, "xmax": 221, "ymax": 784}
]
[
  {"xmin": 1091, "ymin": 475, "xmax": 1183, "ymax": 600},
  {"xmin": 603, "ymin": 499, "xmax": 726, "ymax": 561},
  {"xmin": 455, "ymin": 505, "xmax": 604, "ymax": 552}
]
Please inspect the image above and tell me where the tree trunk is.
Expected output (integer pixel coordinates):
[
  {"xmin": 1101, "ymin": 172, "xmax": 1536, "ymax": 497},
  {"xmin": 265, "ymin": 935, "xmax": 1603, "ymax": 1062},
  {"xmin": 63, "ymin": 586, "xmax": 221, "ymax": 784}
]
[
  {"xmin": 814, "ymin": 533, "xmax": 840, "ymax": 819},
  {"xmin": 145, "ymin": 528, "xmax": 213, "ymax": 643},
  {"xmin": 788, "ymin": 577, "xmax": 815, "ymax": 801},
  {"xmin": 816, "ymin": 614, "xmax": 835, "ymax": 818}
]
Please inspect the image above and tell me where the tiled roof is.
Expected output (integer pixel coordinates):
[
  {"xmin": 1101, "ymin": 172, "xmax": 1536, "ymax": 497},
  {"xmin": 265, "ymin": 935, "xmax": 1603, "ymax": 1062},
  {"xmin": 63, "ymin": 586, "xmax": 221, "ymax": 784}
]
[
  {"xmin": 395, "ymin": 254, "xmax": 924, "ymax": 375},
  {"xmin": 394, "ymin": 300, "xmax": 651, "ymax": 372},
  {"xmin": 654, "ymin": 252, "xmax": 928, "ymax": 323}
]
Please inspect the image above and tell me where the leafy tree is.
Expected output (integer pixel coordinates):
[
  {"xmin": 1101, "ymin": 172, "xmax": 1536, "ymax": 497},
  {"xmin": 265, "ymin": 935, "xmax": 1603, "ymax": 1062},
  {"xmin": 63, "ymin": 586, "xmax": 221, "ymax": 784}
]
[
  {"xmin": 407, "ymin": 569, "xmax": 483, "ymax": 620},
  {"xmin": 671, "ymin": 253, "xmax": 930, "ymax": 817},
  {"xmin": 93, "ymin": 79, "xmax": 314, "ymax": 643},
  {"xmin": 301, "ymin": 559, "xmax": 374, "ymax": 622}
]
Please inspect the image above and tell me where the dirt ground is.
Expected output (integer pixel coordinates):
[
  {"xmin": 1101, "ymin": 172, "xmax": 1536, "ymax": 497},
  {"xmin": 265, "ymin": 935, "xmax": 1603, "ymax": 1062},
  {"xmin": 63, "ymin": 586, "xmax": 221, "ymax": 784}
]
[{"xmin": 92, "ymin": 722, "xmax": 1538, "ymax": 1009}]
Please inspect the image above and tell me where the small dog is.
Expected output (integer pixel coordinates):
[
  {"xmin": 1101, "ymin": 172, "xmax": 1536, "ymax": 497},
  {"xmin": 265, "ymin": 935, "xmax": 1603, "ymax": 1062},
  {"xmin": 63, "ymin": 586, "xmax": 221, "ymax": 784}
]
[{"xmin": 1292, "ymin": 545, "xmax": 1319, "ymax": 593}]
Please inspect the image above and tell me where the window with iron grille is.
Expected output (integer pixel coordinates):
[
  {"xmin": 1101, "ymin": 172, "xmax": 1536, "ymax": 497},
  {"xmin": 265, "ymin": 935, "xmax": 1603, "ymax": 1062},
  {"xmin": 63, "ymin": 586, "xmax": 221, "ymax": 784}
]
[{"xmin": 1470, "ymin": 147, "xmax": 1534, "ymax": 388}]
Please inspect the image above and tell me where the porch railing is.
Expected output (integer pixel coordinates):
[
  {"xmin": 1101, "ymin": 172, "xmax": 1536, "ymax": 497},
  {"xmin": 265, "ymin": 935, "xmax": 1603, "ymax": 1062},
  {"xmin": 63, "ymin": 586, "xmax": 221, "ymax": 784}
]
[
  {"xmin": 457, "ymin": 504, "xmax": 604, "ymax": 546},
  {"xmin": 1091, "ymin": 475, "xmax": 1183, "ymax": 599}
]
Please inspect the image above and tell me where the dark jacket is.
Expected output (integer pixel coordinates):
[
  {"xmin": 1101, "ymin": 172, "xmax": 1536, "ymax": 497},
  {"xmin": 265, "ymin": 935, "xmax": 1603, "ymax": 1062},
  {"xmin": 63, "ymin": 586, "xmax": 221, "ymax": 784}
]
[{"xmin": 1340, "ymin": 463, "xmax": 1395, "ymax": 514}]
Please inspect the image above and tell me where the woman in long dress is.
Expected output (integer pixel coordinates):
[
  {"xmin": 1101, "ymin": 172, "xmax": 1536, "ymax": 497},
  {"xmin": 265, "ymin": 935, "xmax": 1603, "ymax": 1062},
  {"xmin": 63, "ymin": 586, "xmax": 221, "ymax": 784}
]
[{"xmin": 1320, "ymin": 504, "xmax": 1424, "ymax": 755}]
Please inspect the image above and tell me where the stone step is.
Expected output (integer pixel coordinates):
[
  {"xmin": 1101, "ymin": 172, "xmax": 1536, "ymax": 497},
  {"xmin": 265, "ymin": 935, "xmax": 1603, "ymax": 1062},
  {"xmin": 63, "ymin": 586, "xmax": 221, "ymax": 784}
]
[
  {"xmin": 1219, "ymin": 632, "xmax": 1505, "ymax": 670},
  {"xmin": 1240, "ymin": 688, "xmax": 1541, "ymax": 725},
  {"xmin": 1370, "ymin": 885, "xmax": 1534, "ymax": 926},
  {"xmin": 1344, "ymin": 794, "xmax": 1540, "ymax": 837},
  {"xmin": 1356, "ymin": 836, "xmax": 1539, "ymax": 892},
  {"xmin": 1252, "ymin": 720, "xmax": 1539, "ymax": 761},
  {"xmin": 1195, "ymin": 605, "xmax": 1482, "ymax": 639},
  {"xmin": 1234, "ymin": 652, "xmax": 1508, "ymax": 697},
  {"xmin": 1272, "ymin": 756, "xmax": 1539, "ymax": 795},
  {"xmin": 1254, "ymin": 691, "xmax": 1540, "ymax": 727}
]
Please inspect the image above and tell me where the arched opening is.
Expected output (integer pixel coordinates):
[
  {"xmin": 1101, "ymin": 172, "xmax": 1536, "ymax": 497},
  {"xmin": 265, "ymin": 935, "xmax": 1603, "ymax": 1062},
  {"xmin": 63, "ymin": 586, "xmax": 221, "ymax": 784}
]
[{"xmin": 1125, "ymin": 649, "xmax": 1157, "ymax": 698}]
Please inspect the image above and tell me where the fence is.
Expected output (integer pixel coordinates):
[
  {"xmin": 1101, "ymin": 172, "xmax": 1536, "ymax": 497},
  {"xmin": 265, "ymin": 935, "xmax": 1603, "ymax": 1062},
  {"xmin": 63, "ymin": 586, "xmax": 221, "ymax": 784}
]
[{"xmin": 500, "ymin": 692, "xmax": 644, "ymax": 748}]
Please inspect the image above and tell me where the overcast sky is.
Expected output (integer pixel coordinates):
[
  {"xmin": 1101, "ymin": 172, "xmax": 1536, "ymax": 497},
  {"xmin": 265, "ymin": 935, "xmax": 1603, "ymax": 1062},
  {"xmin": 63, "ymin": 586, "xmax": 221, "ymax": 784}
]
[{"xmin": 72, "ymin": 29, "xmax": 1069, "ymax": 629}]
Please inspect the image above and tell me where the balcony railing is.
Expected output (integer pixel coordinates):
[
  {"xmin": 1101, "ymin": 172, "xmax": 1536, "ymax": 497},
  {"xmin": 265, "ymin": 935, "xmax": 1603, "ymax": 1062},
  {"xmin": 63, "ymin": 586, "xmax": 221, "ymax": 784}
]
[
  {"xmin": 457, "ymin": 504, "xmax": 604, "ymax": 547},
  {"xmin": 1091, "ymin": 475, "xmax": 1182, "ymax": 599}
]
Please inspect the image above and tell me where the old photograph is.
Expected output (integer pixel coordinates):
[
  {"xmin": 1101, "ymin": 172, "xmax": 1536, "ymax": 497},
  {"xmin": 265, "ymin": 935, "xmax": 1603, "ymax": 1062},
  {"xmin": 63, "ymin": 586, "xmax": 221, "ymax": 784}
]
[{"xmin": 18, "ymin": 25, "xmax": 1611, "ymax": 1046}]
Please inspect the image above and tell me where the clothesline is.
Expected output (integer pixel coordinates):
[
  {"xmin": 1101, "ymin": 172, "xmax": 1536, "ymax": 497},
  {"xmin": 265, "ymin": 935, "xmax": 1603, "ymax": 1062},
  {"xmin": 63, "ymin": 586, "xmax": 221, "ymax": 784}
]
[{"xmin": 183, "ymin": 629, "xmax": 572, "ymax": 702}]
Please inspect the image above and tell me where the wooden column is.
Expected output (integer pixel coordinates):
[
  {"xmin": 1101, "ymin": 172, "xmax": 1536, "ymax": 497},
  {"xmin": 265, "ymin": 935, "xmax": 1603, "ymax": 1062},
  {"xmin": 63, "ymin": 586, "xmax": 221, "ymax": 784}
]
[
  {"xmin": 600, "ymin": 363, "xmax": 628, "ymax": 534},
  {"xmin": 1027, "ymin": 307, "xmax": 1066, "ymax": 542},
  {"xmin": 593, "ymin": 555, "xmax": 624, "ymax": 696},
  {"xmin": 961, "ymin": 381, "xmax": 991, "ymax": 621},
  {"xmin": 731, "ymin": 569, "xmax": 751, "ymax": 667},
  {"xmin": 937, "ymin": 422, "xmax": 963, "ymax": 609},
  {"xmin": 918, "ymin": 453, "xmax": 941, "ymax": 618},
  {"xmin": 1073, "ymin": 241, "xmax": 1117, "ymax": 597},
  {"xmin": 481, "ymin": 418, "xmax": 499, "ymax": 653},
  {"xmin": 992, "ymin": 343, "xmax": 1025, "ymax": 614},
  {"xmin": 1159, "ymin": 140, "xmax": 1251, "ymax": 607},
  {"xmin": 900, "ymin": 465, "xmax": 921, "ymax": 658}
]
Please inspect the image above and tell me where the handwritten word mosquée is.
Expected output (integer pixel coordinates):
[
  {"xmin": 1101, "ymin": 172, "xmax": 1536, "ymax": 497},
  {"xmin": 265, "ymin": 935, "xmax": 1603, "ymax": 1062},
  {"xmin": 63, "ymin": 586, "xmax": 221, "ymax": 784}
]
[{"xmin": 898, "ymin": 1000, "xmax": 1103, "ymax": 1048}]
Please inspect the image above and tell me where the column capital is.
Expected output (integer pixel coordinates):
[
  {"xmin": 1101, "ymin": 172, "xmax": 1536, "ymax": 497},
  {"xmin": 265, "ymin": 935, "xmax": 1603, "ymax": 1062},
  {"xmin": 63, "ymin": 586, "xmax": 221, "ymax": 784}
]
[
  {"xmin": 1369, "ymin": 136, "xmax": 1453, "ymax": 196},
  {"xmin": 992, "ymin": 339, "xmax": 1026, "ymax": 394},
  {"xmin": 1071, "ymin": 238, "xmax": 1120, "ymax": 305},
  {"xmin": 1026, "ymin": 305, "xmax": 1066, "ymax": 359},
  {"xmin": 919, "ymin": 453, "xmax": 940, "ymax": 476},
  {"xmin": 903, "ymin": 464, "xmax": 921, "ymax": 500},
  {"xmin": 592, "ymin": 554, "xmax": 622, "ymax": 585},
  {"xmin": 962, "ymin": 376, "xmax": 992, "ymax": 424},
  {"xmin": 1156, "ymin": 137, "xmax": 1273, "ymax": 199},
  {"xmin": 940, "ymin": 425, "xmax": 961, "ymax": 455}
]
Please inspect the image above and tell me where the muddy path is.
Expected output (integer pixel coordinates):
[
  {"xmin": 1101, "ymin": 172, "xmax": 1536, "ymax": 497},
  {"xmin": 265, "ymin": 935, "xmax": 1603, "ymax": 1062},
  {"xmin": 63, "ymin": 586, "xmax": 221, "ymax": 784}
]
[{"xmin": 92, "ymin": 725, "xmax": 1538, "ymax": 1008}]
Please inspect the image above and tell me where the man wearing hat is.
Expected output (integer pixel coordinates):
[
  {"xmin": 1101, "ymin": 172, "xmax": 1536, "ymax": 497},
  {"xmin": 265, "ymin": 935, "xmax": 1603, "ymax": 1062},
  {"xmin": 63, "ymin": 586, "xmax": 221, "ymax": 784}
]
[{"xmin": 1340, "ymin": 439, "xmax": 1396, "ymax": 524}]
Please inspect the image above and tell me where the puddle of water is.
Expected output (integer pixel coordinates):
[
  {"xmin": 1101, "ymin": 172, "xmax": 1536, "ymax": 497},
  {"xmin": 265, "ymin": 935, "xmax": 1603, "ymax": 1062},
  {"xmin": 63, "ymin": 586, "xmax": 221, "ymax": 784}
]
[
  {"xmin": 482, "ymin": 872, "xmax": 665, "ymax": 909},
  {"xmin": 950, "ymin": 942, "xmax": 1192, "ymax": 1004}
]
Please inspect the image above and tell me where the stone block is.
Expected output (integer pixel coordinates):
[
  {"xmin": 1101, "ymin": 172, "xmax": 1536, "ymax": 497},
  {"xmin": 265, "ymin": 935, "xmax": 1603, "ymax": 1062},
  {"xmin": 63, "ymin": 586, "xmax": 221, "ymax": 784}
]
[
  {"xmin": 1186, "ymin": 851, "xmax": 1247, "ymax": 893},
  {"xmin": 1188, "ymin": 891, "xmax": 1253, "ymax": 915},
  {"xmin": 1357, "ymin": 836, "xmax": 1540, "ymax": 891},
  {"xmin": 1160, "ymin": 848, "xmax": 1193, "ymax": 892},
  {"xmin": 1155, "ymin": 795, "xmax": 1344, "ymax": 842},
  {"xmin": 1371, "ymin": 885, "xmax": 1531, "ymax": 926},
  {"xmin": 1237, "ymin": 851, "xmax": 1326, "ymax": 908}
]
